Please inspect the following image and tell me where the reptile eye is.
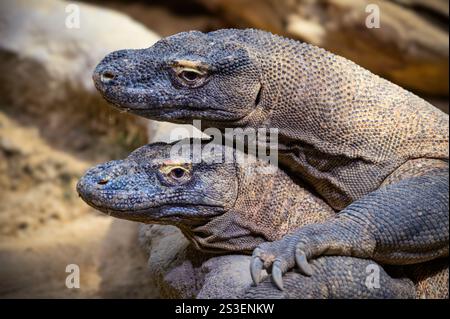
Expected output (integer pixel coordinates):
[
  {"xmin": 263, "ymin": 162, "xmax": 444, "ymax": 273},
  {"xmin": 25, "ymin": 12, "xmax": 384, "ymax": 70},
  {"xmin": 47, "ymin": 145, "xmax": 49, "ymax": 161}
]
[
  {"xmin": 172, "ymin": 66, "xmax": 208, "ymax": 87},
  {"xmin": 179, "ymin": 70, "xmax": 201, "ymax": 82},
  {"xmin": 170, "ymin": 167, "xmax": 186, "ymax": 179},
  {"xmin": 160, "ymin": 163, "xmax": 192, "ymax": 183},
  {"xmin": 166, "ymin": 166, "xmax": 191, "ymax": 183}
]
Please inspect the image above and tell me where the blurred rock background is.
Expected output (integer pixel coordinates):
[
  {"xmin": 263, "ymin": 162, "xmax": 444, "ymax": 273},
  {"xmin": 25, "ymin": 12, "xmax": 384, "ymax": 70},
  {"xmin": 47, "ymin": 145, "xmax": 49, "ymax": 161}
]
[{"xmin": 0, "ymin": 0, "xmax": 447, "ymax": 298}]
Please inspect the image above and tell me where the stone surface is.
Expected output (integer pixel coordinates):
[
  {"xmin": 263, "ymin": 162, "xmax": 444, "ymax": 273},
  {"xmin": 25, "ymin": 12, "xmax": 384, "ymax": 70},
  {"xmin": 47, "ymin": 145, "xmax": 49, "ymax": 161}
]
[{"xmin": 139, "ymin": 224, "xmax": 261, "ymax": 298}]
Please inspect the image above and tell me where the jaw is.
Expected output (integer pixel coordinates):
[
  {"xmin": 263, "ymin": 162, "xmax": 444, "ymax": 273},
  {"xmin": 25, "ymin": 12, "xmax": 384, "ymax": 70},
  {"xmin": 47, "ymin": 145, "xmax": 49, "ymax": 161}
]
[
  {"xmin": 78, "ymin": 191, "xmax": 225, "ymax": 227},
  {"xmin": 97, "ymin": 87, "xmax": 250, "ymax": 123},
  {"xmin": 130, "ymin": 107, "xmax": 249, "ymax": 124}
]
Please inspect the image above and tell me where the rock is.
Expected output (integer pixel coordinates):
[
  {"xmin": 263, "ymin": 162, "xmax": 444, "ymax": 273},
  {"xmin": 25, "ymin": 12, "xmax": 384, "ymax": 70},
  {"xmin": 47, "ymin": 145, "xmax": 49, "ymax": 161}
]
[
  {"xmin": 197, "ymin": 255, "xmax": 257, "ymax": 299},
  {"xmin": 0, "ymin": 0, "xmax": 160, "ymax": 160},
  {"xmin": 198, "ymin": 0, "xmax": 449, "ymax": 96},
  {"xmin": 146, "ymin": 121, "xmax": 207, "ymax": 143},
  {"xmin": 85, "ymin": 0, "xmax": 228, "ymax": 37},
  {"xmin": 139, "ymin": 224, "xmax": 258, "ymax": 298},
  {"xmin": 139, "ymin": 224, "xmax": 199, "ymax": 298}
]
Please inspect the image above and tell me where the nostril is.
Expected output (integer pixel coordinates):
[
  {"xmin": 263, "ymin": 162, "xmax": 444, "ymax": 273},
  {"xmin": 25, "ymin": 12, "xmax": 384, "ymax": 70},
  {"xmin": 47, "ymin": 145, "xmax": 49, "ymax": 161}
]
[
  {"xmin": 101, "ymin": 71, "xmax": 116, "ymax": 83},
  {"xmin": 97, "ymin": 178, "xmax": 109, "ymax": 185}
]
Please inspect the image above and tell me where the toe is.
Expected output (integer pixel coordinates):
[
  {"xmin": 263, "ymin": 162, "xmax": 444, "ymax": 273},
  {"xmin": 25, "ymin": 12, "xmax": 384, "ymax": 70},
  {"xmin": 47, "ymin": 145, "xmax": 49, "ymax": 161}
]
[
  {"xmin": 250, "ymin": 253, "xmax": 264, "ymax": 285},
  {"xmin": 295, "ymin": 244, "xmax": 314, "ymax": 276},
  {"xmin": 271, "ymin": 260, "xmax": 284, "ymax": 290}
]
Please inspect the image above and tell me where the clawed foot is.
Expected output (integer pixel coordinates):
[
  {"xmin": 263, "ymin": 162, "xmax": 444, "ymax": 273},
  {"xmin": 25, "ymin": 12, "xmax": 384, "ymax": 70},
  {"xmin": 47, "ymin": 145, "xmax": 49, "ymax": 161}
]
[
  {"xmin": 250, "ymin": 234, "xmax": 316, "ymax": 290},
  {"xmin": 245, "ymin": 256, "xmax": 416, "ymax": 299},
  {"xmin": 250, "ymin": 223, "xmax": 351, "ymax": 290}
]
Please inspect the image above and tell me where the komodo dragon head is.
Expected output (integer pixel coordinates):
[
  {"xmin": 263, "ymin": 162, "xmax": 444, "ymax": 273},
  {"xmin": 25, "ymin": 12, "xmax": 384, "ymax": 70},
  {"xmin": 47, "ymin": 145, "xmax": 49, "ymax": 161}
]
[
  {"xmin": 92, "ymin": 29, "xmax": 267, "ymax": 125},
  {"xmin": 77, "ymin": 139, "xmax": 334, "ymax": 253}
]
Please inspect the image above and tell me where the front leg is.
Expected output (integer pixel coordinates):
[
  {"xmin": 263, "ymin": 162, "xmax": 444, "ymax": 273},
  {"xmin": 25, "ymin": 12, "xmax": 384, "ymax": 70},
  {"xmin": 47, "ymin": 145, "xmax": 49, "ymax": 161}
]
[
  {"xmin": 251, "ymin": 168, "xmax": 449, "ymax": 290},
  {"xmin": 246, "ymin": 256, "xmax": 415, "ymax": 299}
]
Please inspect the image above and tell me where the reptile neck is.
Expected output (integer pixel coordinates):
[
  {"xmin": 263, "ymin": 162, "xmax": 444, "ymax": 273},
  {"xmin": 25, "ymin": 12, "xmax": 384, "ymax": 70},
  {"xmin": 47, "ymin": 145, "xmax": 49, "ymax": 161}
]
[{"xmin": 189, "ymin": 155, "xmax": 335, "ymax": 253}]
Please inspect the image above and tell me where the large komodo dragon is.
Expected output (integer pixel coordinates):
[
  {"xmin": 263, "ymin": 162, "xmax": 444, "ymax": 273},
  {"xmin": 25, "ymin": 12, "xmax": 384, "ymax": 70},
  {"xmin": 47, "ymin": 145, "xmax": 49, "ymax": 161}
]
[
  {"xmin": 78, "ymin": 139, "xmax": 419, "ymax": 298},
  {"xmin": 92, "ymin": 29, "xmax": 449, "ymax": 296}
]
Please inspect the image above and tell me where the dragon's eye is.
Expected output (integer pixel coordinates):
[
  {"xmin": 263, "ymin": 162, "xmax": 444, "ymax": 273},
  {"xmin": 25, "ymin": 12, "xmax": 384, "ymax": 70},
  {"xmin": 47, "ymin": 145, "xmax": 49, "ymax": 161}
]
[
  {"xmin": 170, "ymin": 61, "xmax": 210, "ymax": 88},
  {"xmin": 161, "ymin": 164, "xmax": 191, "ymax": 184},
  {"xmin": 170, "ymin": 167, "xmax": 187, "ymax": 179},
  {"xmin": 179, "ymin": 70, "xmax": 202, "ymax": 82}
]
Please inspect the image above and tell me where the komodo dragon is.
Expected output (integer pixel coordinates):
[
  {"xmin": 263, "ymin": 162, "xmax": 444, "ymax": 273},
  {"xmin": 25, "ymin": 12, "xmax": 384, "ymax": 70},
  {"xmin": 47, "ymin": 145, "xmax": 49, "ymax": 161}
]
[
  {"xmin": 92, "ymin": 29, "xmax": 449, "ymax": 295},
  {"xmin": 77, "ymin": 139, "xmax": 418, "ymax": 298}
]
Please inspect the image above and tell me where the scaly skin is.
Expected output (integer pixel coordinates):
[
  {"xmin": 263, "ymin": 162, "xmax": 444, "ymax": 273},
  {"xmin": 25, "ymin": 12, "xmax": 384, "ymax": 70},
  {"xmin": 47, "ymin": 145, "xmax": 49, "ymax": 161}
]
[
  {"xmin": 77, "ymin": 140, "xmax": 416, "ymax": 298},
  {"xmin": 77, "ymin": 139, "xmax": 336, "ymax": 252},
  {"xmin": 92, "ymin": 29, "xmax": 449, "ymax": 294},
  {"xmin": 244, "ymin": 256, "xmax": 415, "ymax": 299}
]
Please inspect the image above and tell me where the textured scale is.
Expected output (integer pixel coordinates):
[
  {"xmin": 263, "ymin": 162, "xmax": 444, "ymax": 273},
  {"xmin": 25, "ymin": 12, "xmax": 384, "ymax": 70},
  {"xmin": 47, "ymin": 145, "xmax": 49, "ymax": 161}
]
[
  {"xmin": 78, "ymin": 141, "xmax": 447, "ymax": 298},
  {"xmin": 93, "ymin": 28, "xmax": 448, "ymax": 210},
  {"xmin": 91, "ymin": 29, "xmax": 449, "ymax": 298}
]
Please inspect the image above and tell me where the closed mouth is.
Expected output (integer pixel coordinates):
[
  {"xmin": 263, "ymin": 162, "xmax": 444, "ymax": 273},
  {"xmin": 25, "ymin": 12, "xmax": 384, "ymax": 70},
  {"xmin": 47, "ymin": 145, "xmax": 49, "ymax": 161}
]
[
  {"xmin": 78, "ymin": 189, "xmax": 223, "ymax": 215},
  {"xmin": 82, "ymin": 197, "xmax": 223, "ymax": 225},
  {"xmin": 132, "ymin": 106, "xmax": 244, "ymax": 120},
  {"xmin": 97, "ymin": 88, "xmax": 247, "ymax": 120}
]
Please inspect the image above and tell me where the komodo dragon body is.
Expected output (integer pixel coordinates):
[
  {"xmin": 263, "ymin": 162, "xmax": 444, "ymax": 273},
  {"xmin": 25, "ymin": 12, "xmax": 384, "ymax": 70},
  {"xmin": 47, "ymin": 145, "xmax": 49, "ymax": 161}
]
[
  {"xmin": 92, "ymin": 29, "xmax": 449, "ymax": 295},
  {"xmin": 78, "ymin": 140, "xmax": 420, "ymax": 298}
]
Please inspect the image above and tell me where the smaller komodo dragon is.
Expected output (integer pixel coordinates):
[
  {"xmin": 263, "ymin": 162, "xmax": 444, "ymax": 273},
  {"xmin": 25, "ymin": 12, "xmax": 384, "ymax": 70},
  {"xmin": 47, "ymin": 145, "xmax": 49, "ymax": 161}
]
[
  {"xmin": 92, "ymin": 29, "xmax": 449, "ymax": 293},
  {"xmin": 77, "ymin": 139, "xmax": 444, "ymax": 298}
]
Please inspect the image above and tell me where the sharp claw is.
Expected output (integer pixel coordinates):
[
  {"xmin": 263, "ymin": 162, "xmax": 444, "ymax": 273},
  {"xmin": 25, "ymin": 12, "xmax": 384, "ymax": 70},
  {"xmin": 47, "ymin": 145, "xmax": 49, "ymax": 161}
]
[
  {"xmin": 272, "ymin": 260, "xmax": 284, "ymax": 290},
  {"xmin": 295, "ymin": 247, "xmax": 313, "ymax": 276},
  {"xmin": 250, "ymin": 256, "xmax": 264, "ymax": 285}
]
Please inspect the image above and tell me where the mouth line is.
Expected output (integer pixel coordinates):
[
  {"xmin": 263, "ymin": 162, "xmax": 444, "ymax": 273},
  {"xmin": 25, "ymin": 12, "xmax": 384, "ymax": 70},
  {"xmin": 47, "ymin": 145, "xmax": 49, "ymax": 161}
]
[
  {"xmin": 113, "ymin": 101, "xmax": 239, "ymax": 117},
  {"xmin": 133, "ymin": 107, "xmax": 243, "ymax": 119},
  {"xmin": 99, "ymin": 92, "xmax": 247, "ymax": 120},
  {"xmin": 107, "ymin": 203, "xmax": 222, "ymax": 213},
  {"xmin": 98, "ymin": 203, "xmax": 223, "ymax": 225},
  {"xmin": 79, "ymin": 193, "xmax": 223, "ymax": 218}
]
